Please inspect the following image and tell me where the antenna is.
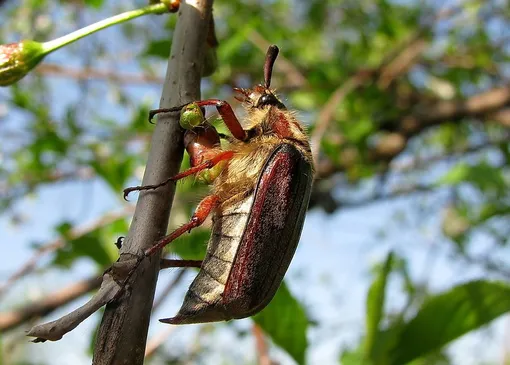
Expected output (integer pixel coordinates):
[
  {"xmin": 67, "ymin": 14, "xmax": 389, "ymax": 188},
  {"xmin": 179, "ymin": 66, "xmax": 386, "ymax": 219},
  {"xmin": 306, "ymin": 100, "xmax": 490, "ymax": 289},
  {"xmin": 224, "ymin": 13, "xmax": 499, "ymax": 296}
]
[{"xmin": 264, "ymin": 45, "xmax": 279, "ymax": 89}]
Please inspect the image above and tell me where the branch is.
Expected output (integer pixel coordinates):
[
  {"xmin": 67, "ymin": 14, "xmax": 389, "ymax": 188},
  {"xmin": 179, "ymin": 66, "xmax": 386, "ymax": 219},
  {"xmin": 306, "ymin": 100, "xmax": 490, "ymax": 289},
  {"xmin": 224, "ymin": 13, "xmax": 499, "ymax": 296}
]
[
  {"xmin": 253, "ymin": 323, "xmax": 276, "ymax": 365},
  {"xmin": 308, "ymin": 183, "xmax": 435, "ymax": 212},
  {"xmin": 152, "ymin": 269, "xmax": 187, "ymax": 311},
  {"xmin": 144, "ymin": 326, "xmax": 176, "ymax": 359},
  {"xmin": 4, "ymin": 260, "xmax": 195, "ymax": 332},
  {"xmin": 310, "ymin": 74, "xmax": 366, "ymax": 164},
  {"xmin": 92, "ymin": 2, "xmax": 213, "ymax": 364},
  {"xmin": 1, "ymin": 275, "xmax": 101, "ymax": 332},
  {"xmin": 390, "ymin": 135, "xmax": 510, "ymax": 173},
  {"xmin": 316, "ymin": 86, "xmax": 510, "ymax": 181},
  {"xmin": 24, "ymin": 2, "xmax": 213, "ymax": 355},
  {"xmin": 311, "ymin": 134, "xmax": 510, "ymax": 212},
  {"xmin": 386, "ymin": 86, "xmax": 510, "ymax": 136},
  {"xmin": 0, "ymin": 206, "xmax": 133, "ymax": 299},
  {"xmin": 310, "ymin": 2, "xmax": 488, "ymax": 167},
  {"xmin": 36, "ymin": 63, "xmax": 165, "ymax": 85}
]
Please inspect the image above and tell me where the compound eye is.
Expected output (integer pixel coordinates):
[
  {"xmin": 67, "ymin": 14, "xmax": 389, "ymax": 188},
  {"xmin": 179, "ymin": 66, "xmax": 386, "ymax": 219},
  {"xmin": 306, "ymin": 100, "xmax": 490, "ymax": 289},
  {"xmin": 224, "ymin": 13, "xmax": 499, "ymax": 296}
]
[
  {"xmin": 258, "ymin": 94, "xmax": 272, "ymax": 106},
  {"xmin": 256, "ymin": 93, "xmax": 286, "ymax": 109}
]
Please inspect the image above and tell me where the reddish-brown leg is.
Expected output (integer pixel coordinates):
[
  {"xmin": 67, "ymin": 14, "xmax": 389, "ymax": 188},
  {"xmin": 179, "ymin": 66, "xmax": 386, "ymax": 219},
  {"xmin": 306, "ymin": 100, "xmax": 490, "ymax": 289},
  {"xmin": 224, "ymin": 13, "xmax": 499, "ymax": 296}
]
[
  {"xmin": 149, "ymin": 99, "xmax": 247, "ymax": 141},
  {"xmin": 145, "ymin": 195, "xmax": 220, "ymax": 256},
  {"xmin": 194, "ymin": 99, "xmax": 248, "ymax": 141},
  {"xmin": 123, "ymin": 151, "xmax": 233, "ymax": 199},
  {"xmin": 173, "ymin": 150, "xmax": 233, "ymax": 180},
  {"xmin": 160, "ymin": 259, "xmax": 203, "ymax": 269}
]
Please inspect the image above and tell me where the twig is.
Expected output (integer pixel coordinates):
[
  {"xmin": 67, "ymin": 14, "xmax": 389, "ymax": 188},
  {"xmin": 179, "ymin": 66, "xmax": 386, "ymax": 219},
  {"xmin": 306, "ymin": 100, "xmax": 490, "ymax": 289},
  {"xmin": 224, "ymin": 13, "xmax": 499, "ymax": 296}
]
[
  {"xmin": 253, "ymin": 323, "xmax": 273, "ymax": 365},
  {"xmin": 4, "ymin": 259, "xmax": 195, "ymax": 332},
  {"xmin": 385, "ymin": 86, "xmax": 510, "ymax": 136},
  {"xmin": 377, "ymin": 38, "xmax": 428, "ymax": 89},
  {"xmin": 152, "ymin": 269, "xmax": 187, "ymax": 311},
  {"xmin": 315, "ymin": 86, "xmax": 510, "ymax": 182},
  {"xmin": 390, "ymin": 135, "xmax": 510, "ymax": 173},
  {"xmin": 310, "ymin": 1, "xmax": 480, "ymax": 166},
  {"xmin": 308, "ymin": 183, "xmax": 435, "ymax": 212},
  {"xmin": 310, "ymin": 75, "xmax": 365, "ymax": 165},
  {"xmin": 36, "ymin": 63, "xmax": 165, "ymax": 85},
  {"xmin": 1, "ymin": 275, "xmax": 102, "ymax": 332},
  {"xmin": 0, "ymin": 206, "xmax": 134, "ymax": 299},
  {"xmin": 144, "ymin": 326, "xmax": 176, "ymax": 358}
]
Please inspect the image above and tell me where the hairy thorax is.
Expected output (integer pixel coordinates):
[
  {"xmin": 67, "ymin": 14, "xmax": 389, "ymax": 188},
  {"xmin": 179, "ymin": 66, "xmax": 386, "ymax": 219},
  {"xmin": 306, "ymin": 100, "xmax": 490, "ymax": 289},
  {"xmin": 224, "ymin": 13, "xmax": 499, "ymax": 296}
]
[{"xmin": 213, "ymin": 106, "xmax": 312, "ymax": 210}]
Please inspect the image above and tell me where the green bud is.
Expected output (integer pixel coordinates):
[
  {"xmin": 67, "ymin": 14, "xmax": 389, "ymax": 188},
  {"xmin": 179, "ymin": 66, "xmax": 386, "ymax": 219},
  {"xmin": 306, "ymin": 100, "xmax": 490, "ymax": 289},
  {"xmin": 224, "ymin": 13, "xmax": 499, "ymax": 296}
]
[
  {"xmin": 0, "ymin": 40, "xmax": 45, "ymax": 86},
  {"xmin": 180, "ymin": 103, "xmax": 205, "ymax": 130},
  {"xmin": 1, "ymin": 2, "xmax": 175, "ymax": 87}
]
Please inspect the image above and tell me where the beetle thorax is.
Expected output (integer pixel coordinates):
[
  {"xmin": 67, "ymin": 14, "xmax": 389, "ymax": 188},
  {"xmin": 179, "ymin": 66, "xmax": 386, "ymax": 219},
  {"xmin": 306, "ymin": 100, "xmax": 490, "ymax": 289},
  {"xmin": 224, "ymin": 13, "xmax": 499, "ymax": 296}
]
[{"xmin": 245, "ymin": 106, "xmax": 310, "ymax": 151}]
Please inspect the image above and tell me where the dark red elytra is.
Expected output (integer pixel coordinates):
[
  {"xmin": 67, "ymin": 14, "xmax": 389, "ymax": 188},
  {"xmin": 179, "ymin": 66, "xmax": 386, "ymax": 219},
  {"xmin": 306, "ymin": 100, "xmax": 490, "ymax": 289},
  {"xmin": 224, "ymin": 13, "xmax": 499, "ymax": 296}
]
[{"xmin": 124, "ymin": 45, "xmax": 313, "ymax": 324}]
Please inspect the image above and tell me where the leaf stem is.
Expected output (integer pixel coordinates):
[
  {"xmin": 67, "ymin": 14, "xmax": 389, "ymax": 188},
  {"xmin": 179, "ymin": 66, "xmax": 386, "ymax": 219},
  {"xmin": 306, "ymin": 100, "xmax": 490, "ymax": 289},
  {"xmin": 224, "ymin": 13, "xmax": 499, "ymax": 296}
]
[{"xmin": 42, "ymin": 3, "xmax": 170, "ymax": 53}]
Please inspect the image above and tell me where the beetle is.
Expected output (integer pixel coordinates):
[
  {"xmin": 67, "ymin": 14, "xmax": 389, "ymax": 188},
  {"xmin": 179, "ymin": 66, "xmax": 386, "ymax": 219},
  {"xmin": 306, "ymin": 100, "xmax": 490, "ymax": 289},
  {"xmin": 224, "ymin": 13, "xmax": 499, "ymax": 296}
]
[{"xmin": 124, "ymin": 45, "xmax": 313, "ymax": 324}]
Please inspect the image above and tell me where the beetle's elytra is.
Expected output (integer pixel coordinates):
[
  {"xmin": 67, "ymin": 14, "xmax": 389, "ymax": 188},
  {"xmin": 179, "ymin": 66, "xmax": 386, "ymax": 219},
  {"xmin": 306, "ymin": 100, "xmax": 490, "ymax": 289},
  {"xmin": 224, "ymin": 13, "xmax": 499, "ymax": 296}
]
[{"xmin": 125, "ymin": 45, "xmax": 314, "ymax": 324}]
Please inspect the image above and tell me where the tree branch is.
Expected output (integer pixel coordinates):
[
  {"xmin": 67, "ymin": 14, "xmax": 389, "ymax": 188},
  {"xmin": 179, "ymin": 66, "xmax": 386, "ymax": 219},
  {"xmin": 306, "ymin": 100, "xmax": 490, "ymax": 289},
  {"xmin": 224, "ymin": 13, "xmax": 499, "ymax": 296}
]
[
  {"xmin": 35, "ymin": 63, "xmax": 165, "ymax": 84},
  {"xmin": 253, "ymin": 323, "xmax": 275, "ymax": 365},
  {"xmin": 316, "ymin": 85, "xmax": 510, "ymax": 181},
  {"xmin": 4, "ymin": 261, "xmax": 195, "ymax": 332},
  {"xmin": 0, "ymin": 206, "xmax": 133, "ymax": 299},
  {"xmin": 92, "ymin": 1, "xmax": 213, "ymax": 364},
  {"xmin": 385, "ymin": 86, "xmax": 510, "ymax": 136},
  {"xmin": 0, "ymin": 275, "xmax": 102, "ymax": 332}
]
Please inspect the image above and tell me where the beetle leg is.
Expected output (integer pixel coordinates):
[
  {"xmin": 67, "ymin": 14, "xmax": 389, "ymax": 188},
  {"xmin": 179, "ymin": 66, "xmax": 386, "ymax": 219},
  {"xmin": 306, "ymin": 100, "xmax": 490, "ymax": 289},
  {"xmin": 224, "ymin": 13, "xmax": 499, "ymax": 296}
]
[
  {"xmin": 123, "ymin": 151, "xmax": 233, "ymax": 199},
  {"xmin": 160, "ymin": 259, "xmax": 202, "ymax": 269},
  {"xmin": 172, "ymin": 150, "xmax": 233, "ymax": 181},
  {"xmin": 148, "ymin": 104, "xmax": 187, "ymax": 123},
  {"xmin": 148, "ymin": 100, "xmax": 247, "ymax": 141},
  {"xmin": 195, "ymin": 99, "xmax": 248, "ymax": 141},
  {"xmin": 145, "ymin": 195, "xmax": 220, "ymax": 256}
]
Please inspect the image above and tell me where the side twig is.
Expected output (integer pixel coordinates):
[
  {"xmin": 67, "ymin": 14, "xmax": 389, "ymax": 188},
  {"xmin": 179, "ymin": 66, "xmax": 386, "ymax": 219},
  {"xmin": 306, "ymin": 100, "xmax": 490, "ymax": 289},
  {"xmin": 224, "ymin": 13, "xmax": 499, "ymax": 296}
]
[{"xmin": 0, "ymin": 206, "xmax": 133, "ymax": 299}]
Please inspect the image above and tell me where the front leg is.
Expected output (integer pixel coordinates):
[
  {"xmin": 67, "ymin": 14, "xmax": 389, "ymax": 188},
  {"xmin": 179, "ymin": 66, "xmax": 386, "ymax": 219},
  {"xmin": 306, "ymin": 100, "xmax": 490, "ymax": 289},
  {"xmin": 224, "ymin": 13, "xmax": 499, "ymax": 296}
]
[
  {"xmin": 150, "ymin": 99, "xmax": 248, "ymax": 141},
  {"xmin": 123, "ymin": 150, "xmax": 233, "ymax": 199},
  {"xmin": 194, "ymin": 99, "xmax": 248, "ymax": 141}
]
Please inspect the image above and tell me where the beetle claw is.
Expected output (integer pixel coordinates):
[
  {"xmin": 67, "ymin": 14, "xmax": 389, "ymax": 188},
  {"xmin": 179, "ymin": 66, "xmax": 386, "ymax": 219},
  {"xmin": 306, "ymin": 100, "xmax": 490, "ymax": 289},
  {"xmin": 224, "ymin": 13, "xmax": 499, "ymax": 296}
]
[
  {"xmin": 115, "ymin": 236, "xmax": 125, "ymax": 249},
  {"xmin": 123, "ymin": 188, "xmax": 132, "ymax": 201}
]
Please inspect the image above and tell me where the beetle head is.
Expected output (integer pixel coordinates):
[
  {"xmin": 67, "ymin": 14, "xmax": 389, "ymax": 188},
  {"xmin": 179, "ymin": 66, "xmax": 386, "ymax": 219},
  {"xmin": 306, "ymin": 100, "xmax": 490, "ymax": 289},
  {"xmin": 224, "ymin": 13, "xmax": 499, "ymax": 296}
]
[{"xmin": 234, "ymin": 45, "xmax": 286, "ymax": 110}]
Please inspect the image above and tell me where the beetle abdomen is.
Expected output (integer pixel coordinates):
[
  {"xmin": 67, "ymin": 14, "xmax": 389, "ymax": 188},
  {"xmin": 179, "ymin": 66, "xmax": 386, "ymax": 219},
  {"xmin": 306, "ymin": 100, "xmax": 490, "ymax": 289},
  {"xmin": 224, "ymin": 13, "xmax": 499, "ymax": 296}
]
[
  {"xmin": 161, "ymin": 143, "xmax": 312, "ymax": 325},
  {"xmin": 161, "ymin": 196, "xmax": 254, "ymax": 324},
  {"xmin": 223, "ymin": 143, "xmax": 312, "ymax": 316}
]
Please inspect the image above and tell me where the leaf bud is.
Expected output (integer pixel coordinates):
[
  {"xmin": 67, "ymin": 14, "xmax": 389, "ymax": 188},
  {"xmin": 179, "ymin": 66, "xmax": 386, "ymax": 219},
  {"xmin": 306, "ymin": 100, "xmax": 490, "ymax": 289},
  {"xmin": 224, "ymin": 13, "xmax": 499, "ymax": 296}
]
[{"xmin": 0, "ymin": 40, "xmax": 45, "ymax": 86}]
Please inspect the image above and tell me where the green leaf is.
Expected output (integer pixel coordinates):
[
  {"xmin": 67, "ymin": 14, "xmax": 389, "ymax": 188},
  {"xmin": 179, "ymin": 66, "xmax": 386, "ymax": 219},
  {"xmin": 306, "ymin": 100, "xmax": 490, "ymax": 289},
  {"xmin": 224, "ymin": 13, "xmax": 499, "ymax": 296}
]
[
  {"xmin": 437, "ymin": 162, "xmax": 507, "ymax": 195},
  {"xmin": 170, "ymin": 228, "xmax": 210, "ymax": 260},
  {"xmin": 144, "ymin": 39, "xmax": 172, "ymax": 58},
  {"xmin": 365, "ymin": 252, "xmax": 393, "ymax": 361},
  {"xmin": 84, "ymin": 0, "xmax": 104, "ymax": 8},
  {"xmin": 253, "ymin": 282, "xmax": 308, "ymax": 365},
  {"xmin": 90, "ymin": 151, "xmax": 134, "ymax": 192},
  {"xmin": 340, "ymin": 346, "xmax": 365, "ymax": 365},
  {"xmin": 373, "ymin": 280, "xmax": 510, "ymax": 365},
  {"xmin": 52, "ymin": 218, "xmax": 125, "ymax": 268}
]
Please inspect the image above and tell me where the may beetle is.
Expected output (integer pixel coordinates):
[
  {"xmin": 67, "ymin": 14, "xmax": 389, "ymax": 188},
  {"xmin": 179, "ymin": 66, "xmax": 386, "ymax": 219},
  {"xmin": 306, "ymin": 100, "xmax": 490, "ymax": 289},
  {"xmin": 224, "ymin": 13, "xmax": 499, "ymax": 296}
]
[{"xmin": 125, "ymin": 45, "xmax": 314, "ymax": 324}]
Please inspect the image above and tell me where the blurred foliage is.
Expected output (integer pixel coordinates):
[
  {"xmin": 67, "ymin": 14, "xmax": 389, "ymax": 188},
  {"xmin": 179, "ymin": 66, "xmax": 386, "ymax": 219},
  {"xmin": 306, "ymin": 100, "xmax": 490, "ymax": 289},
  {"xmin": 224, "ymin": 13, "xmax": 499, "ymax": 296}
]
[{"xmin": 1, "ymin": 0, "xmax": 509, "ymax": 364}]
